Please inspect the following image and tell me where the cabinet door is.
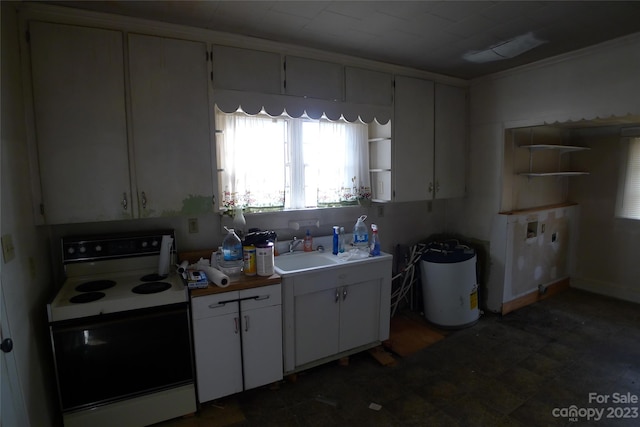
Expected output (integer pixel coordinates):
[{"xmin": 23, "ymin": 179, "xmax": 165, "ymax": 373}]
[
  {"xmin": 294, "ymin": 288, "xmax": 340, "ymax": 366},
  {"xmin": 240, "ymin": 304, "xmax": 283, "ymax": 390},
  {"xmin": 393, "ymin": 76, "xmax": 435, "ymax": 202},
  {"xmin": 212, "ymin": 45, "xmax": 281, "ymax": 94},
  {"xmin": 29, "ymin": 22, "xmax": 131, "ymax": 224},
  {"xmin": 192, "ymin": 311, "xmax": 243, "ymax": 402},
  {"xmin": 345, "ymin": 67, "xmax": 392, "ymax": 105},
  {"xmin": 435, "ymin": 84, "xmax": 467, "ymax": 199},
  {"xmin": 128, "ymin": 34, "xmax": 214, "ymax": 218},
  {"xmin": 339, "ymin": 280, "xmax": 381, "ymax": 352},
  {"xmin": 284, "ymin": 56, "xmax": 344, "ymax": 101}
]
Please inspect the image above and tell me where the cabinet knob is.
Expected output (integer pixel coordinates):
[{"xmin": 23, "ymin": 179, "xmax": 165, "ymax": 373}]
[
  {"xmin": 428, "ymin": 182, "xmax": 434, "ymax": 194},
  {"xmin": 122, "ymin": 192, "xmax": 128, "ymax": 210},
  {"xmin": 342, "ymin": 287, "xmax": 348, "ymax": 301},
  {"xmin": 244, "ymin": 315, "xmax": 249, "ymax": 332},
  {"xmin": 335, "ymin": 289, "xmax": 340, "ymax": 303},
  {"xmin": 141, "ymin": 191, "xmax": 147, "ymax": 209}
]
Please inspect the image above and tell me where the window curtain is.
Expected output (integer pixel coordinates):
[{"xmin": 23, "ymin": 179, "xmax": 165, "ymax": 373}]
[
  {"xmin": 217, "ymin": 108, "xmax": 370, "ymax": 211},
  {"xmin": 217, "ymin": 112, "xmax": 286, "ymax": 209},
  {"xmin": 617, "ymin": 137, "xmax": 640, "ymax": 220},
  {"xmin": 311, "ymin": 120, "xmax": 370, "ymax": 207}
]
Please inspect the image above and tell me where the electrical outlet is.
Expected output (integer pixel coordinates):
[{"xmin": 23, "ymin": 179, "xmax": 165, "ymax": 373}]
[
  {"xmin": 188, "ymin": 218, "xmax": 199, "ymax": 234},
  {"xmin": 1, "ymin": 234, "xmax": 16, "ymax": 263}
]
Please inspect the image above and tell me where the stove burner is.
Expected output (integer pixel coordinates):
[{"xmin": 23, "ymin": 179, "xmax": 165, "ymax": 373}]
[
  {"xmin": 132, "ymin": 282, "xmax": 171, "ymax": 295},
  {"xmin": 69, "ymin": 292, "xmax": 105, "ymax": 304},
  {"xmin": 140, "ymin": 273, "xmax": 168, "ymax": 282},
  {"xmin": 75, "ymin": 280, "xmax": 116, "ymax": 293}
]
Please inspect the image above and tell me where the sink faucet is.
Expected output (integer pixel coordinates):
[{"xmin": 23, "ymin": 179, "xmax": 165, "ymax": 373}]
[{"xmin": 289, "ymin": 237, "xmax": 303, "ymax": 253}]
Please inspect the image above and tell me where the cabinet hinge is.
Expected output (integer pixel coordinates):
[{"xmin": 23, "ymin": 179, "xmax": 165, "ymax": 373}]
[{"xmin": 282, "ymin": 60, "xmax": 286, "ymax": 89}]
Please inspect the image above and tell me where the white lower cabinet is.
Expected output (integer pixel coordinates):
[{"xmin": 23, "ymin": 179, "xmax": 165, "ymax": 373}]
[
  {"xmin": 192, "ymin": 284, "xmax": 282, "ymax": 403},
  {"xmin": 283, "ymin": 257, "xmax": 392, "ymax": 373}
]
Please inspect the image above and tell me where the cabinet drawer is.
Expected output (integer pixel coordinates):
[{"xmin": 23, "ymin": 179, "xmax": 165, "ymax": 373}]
[
  {"xmin": 240, "ymin": 284, "xmax": 281, "ymax": 311},
  {"xmin": 336, "ymin": 262, "xmax": 387, "ymax": 286},
  {"xmin": 293, "ymin": 270, "xmax": 337, "ymax": 296},
  {"xmin": 192, "ymin": 291, "xmax": 239, "ymax": 319}
]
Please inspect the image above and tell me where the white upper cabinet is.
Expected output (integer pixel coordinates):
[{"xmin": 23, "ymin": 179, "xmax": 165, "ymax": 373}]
[
  {"xmin": 434, "ymin": 83, "xmax": 467, "ymax": 199},
  {"xmin": 128, "ymin": 34, "xmax": 214, "ymax": 218},
  {"xmin": 284, "ymin": 56, "xmax": 344, "ymax": 101},
  {"xmin": 345, "ymin": 67, "xmax": 393, "ymax": 106},
  {"xmin": 28, "ymin": 24, "xmax": 215, "ymax": 224},
  {"xmin": 211, "ymin": 45, "xmax": 281, "ymax": 94},
  {"xmin": 29, "ymin": 22, "xmax": 132, "ymax": 224},
  {"xmin": 393, "ymin": 75, "xmax": 435, "ymax": 202}
]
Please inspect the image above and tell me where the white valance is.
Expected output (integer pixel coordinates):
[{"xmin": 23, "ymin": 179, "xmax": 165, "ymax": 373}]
[{"xmin": 214, "ymin": 89, "xmax": 391, "ymax": 124}]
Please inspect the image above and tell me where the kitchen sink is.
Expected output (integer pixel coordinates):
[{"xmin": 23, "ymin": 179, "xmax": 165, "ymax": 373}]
[{"xmin": 274, "ymin": 251, "xmax": 341, "ymax": 273}]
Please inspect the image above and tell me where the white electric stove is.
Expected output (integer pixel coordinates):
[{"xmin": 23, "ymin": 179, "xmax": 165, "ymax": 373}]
[{"xmin": 47, "ymin": 230, "xmax": 196, "ymax": 427}]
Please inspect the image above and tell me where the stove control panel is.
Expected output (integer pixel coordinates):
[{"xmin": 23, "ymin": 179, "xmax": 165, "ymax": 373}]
[{"xmin": 62, "ymin": 230, "xmax": 175, "ymax": 263}]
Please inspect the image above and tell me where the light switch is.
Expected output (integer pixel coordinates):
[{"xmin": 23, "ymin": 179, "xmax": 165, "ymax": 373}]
[
  {"xmin": 188, "ymin": 218, "xmax": 199, "ymax": 234},
  {"xmin": 1, "ymin": 234, "xmax": 16, "ymax": 263}
]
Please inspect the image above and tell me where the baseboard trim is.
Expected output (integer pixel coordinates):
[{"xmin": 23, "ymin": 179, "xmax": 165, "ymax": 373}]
[
  {"xmin": 571, "ymin": 277, "xmax": 640, "ymax": 304},
  {"xmin": 502, "ymin": 278, "xmax": 570, "ymax": 315}
]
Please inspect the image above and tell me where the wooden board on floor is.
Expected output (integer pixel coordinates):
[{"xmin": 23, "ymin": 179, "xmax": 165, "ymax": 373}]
[
  {"xmin": 385, "ymin": 314, "xmax": 446, "ymax": 357},
  {"xmin": 368, "ymin": 345, "xmax": 396, "ymax": 366}
]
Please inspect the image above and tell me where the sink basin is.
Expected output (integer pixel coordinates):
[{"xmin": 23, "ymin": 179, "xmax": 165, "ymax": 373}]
[{"xmin": 274, "ymin": 252, "xmax": 340, "ymax": 273}]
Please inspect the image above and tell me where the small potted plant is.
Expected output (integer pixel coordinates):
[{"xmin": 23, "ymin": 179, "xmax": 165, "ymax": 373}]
[{"xmin": 357, "ymin": 185, "xmax": 372, "ymax": 207}]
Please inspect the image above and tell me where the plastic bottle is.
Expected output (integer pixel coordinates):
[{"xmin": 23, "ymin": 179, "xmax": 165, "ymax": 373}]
[
  {"xmin": 338, "ymin": 227, "xmax": 345, "ymax": 253},
  {"xmin": 370, "ymin": 224, "xmax": 381, "ymax": 256},
  {"xmin": 303, "ymin": 229, "xmax": 313, "ymax": 252},
  {"xmin": 332, "ymin": 226, "xmax": 340, "ymax": 255},
  {"xmin": 353, "ymin": 215, "xmax": 369, "ymax": 251},
  {"xmin": 221, "ymin": 228, "xmax": 243, "ymax": 271}
]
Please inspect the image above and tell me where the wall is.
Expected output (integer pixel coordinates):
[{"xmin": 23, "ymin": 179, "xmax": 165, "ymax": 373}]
[
  {"xmin": 1, "ymin": 2, "xmax": 57, "ymax": 426},
  {"xmin": 568, "ymin": 127, "xmax": 640, "ymax": 303},
  {"xmin": 449, "ymin": 32, "xmax": 640, "ymax": 308}
]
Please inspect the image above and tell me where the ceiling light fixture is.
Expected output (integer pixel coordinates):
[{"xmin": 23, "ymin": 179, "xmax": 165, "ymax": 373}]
[{"xmin": 463, "ymin": 32, "xmax": 547, "ymax": 63}]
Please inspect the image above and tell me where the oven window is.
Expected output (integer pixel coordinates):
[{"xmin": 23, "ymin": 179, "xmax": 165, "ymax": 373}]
[{"xmin": 51, "ymin": 303, "xmax": 193, "ymax": 411}]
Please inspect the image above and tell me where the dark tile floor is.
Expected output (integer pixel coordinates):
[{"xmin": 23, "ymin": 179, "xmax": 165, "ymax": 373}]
[{"xmin": 160, "ymin": 289, "xmax": 640, "ymax": 427}]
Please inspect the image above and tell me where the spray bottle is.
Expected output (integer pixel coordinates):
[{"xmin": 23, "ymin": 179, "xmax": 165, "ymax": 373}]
[{"xmin": 370, "ymin": 224, "xmax": 381, "ymax": 256}]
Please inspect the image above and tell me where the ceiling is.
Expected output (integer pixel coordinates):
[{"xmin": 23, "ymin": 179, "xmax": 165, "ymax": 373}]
[{"xmin": 43, "ymin": 1, "xmax": 640, "ymax": 80}]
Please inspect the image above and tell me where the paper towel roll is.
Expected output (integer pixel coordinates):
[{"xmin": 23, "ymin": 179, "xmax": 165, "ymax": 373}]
[
  {"xmin": 202, "ymin": 266, "xmax": 230, "ymax": 288},
  {"xmin": 177, "ymin": 260, "xmax": 189, "ymax": 274},
  {"xmin": 158, "ymin": 235, "xmax": 173, "ymax": 276}
]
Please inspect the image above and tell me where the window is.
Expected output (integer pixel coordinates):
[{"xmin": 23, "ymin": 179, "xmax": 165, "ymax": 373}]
[
  {"xmin": 616, "ymin": 137, "xmax": 640, "ymax": 220},
  {"xmin": 216, "ymin": 108, "xmax": 370, "ymax": 211}
]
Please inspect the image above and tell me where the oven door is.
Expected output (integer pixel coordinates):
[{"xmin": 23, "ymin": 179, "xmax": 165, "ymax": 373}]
[{"xmin": 50, "ymin": 302, "xmax": 193, "ymax": 412}]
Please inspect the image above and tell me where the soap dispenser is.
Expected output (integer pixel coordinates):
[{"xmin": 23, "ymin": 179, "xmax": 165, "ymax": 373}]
[{"xmin": 303, "ymin": 229, "xmax": 313, "ymax": 252}]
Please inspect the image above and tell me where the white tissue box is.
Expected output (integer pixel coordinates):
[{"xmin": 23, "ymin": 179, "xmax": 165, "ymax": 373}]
[{"xmin": 187, "ymin": 270, "xmax": 209, "ymax": 289}]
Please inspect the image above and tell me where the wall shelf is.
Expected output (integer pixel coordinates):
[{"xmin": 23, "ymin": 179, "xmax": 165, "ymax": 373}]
[
  {"xmin": 518, "ymin": 143, "xmax": 590, "ymax": 177},
  {"xmin": 368, "ymin": 126, "xmax": 392, "ymax": 202},
  {"xmin": 519, "ymin": 172, "xmax": 589, "ymax": 177}
]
